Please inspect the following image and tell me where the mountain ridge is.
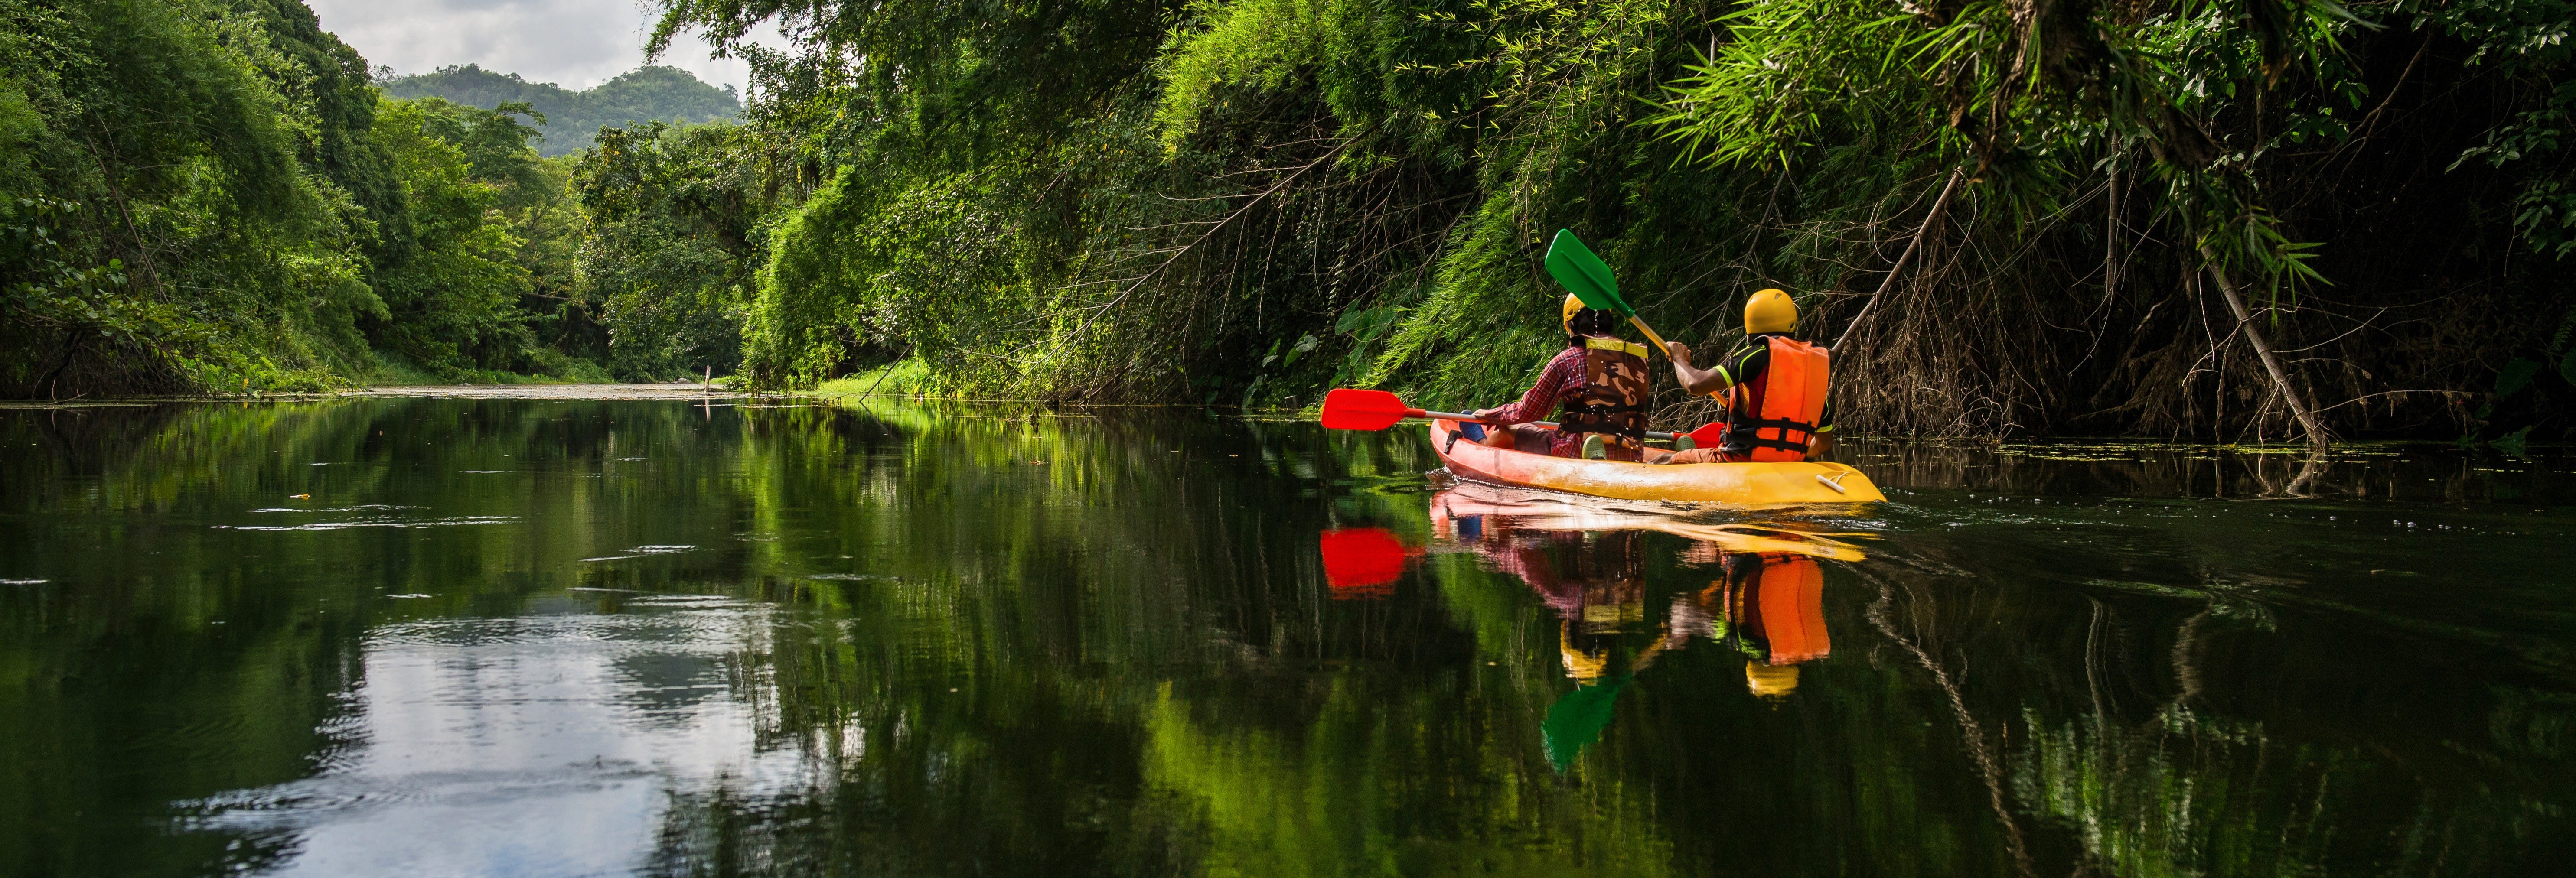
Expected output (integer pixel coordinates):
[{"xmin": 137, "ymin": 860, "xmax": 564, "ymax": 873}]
[{"xmin": 377, "ymin": 64, "xmax": 741, "ymax": 156}]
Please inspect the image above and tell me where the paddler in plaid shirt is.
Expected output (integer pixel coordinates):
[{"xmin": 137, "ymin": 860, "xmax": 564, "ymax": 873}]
[{"xmin": 1465, "ymin": 295, "xmax": 1655, "ymax": 461}]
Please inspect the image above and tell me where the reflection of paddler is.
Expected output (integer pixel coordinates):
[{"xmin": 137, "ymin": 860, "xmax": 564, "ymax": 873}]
[
  {"xmin": 1504, "ymin": 530, "xmax": 1654, "ymax": 771},
  {"xmin": 1561, "ymin": 625, "xmax": 1610, "ymax": 684},
  {"xmin": 1429, "ymin": 483, "xmax": 1845, "ymax": 766},
  {"xmin": 1669, "ymin": 551, "xmax": 1829, "ymax": 698},
  {"xmin": 1486, "ymin": 528, "xmax": 1648, "ymax": 682},
  {"xmin": 1729, "ymin": 552, "xmax": 1829, "ymax": 665},
  {"xmin": 1436, "ymin": 507, "xmax": 1650, "ymax": 680},
  {"xmin": 1454, "ymin": 520, "xmax": 1647, "ymax": 633}
]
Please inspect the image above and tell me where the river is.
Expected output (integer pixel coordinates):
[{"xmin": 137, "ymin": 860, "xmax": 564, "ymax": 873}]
[{"xmin": 2, "ymin": 394, "xmax": 2570, "ymax": 876}]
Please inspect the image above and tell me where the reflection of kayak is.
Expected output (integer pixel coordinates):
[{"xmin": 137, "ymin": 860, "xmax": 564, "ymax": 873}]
[
  {"xmin": 1428, "ymin": 483, "xmax": 1868, "ymax": 562},
  {"xmin": 1429, "ymin": 419, "xmax": 1886, "ymax": 506}
]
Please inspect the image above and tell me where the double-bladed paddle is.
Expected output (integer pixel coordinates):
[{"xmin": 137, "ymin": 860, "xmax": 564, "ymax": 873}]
[
  {"xmin": 1543, "ymin": 229, "xmax": 1673, "ymax": 358},
  {"xmin": 1318, "ymin": 388, "xmax": 1488, "ymax": 431},
  {"xmin": 1319, "ymin": 388, "xmax": 1712, "ymax": 444}
]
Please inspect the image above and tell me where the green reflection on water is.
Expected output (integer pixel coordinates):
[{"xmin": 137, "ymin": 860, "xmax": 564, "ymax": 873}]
[{"xmin": 1, "ymin": 399, "xmax": 2572, "ymax": 877}]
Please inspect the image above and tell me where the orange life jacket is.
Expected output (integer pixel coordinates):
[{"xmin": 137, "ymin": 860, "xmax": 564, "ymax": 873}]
[
  {"xmin": 1750, "ymin": 554, "xmax": 1828, "ymax": 664},
  {"xmin": 1722, "ymin": 336, "xmax": 1828, "ymax": 462},
  {"xmin": 1556, "ymin": 337, "xmax": 1651, "ymax": 446}
]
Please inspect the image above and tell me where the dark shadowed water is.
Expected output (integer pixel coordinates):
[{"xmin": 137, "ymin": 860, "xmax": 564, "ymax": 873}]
[{"xmin": 3, "ymin": 397, "xmax": 2572, "ymax": 876}]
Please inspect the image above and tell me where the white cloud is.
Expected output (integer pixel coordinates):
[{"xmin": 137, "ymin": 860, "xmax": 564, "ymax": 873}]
[{"xmin": 307, "ymin": 0, "xmax": 795, "ymax": 93}]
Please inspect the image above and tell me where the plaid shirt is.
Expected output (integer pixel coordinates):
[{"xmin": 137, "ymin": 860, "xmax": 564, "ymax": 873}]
[
  {"xmin": 1483, "ymin": 347, "xmax": 1588, "ymax": 426},
  {"xmin": 1480, "ymin": 345, "xmax": 1598, "ymax": 458}
]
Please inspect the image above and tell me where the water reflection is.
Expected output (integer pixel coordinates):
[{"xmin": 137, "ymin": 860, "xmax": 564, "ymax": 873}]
[
  {"xmin": 177, "ymin": 605, "xmax": 791, "ymax": 876},
  {"xmin": 1, "ymin": 400, "xmax": 2571, "ymax": 876},
  {"xmin": 1420, "ymin": 484, "xmax": 1854, "ymax": 768}
]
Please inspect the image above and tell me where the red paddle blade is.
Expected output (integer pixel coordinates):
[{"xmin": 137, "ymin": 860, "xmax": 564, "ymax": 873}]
[
  {"xmin": 1686, "ymin": 421, "xmax": 1727, "ymax": 448},
  {"xmin": 1319, "ymin": 388, "xmax": 1412, "ymax": 431},
  {"xmin": 1318, "ymin": 527, "xmax": 1406, "ymax": 598}
]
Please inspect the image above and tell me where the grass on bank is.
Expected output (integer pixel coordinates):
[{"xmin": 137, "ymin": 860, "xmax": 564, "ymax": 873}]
[
  {"xmin": 809, "ymin": 359, "xmax": 934, "ymax": 399},
  {"xmin": 359, "ymin": 348, "xmax": 621, "ymax": 388}
]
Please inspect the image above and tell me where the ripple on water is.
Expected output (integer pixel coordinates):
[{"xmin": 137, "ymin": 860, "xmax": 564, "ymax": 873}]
[
  {"xmin": 212, "ymin": 516, "xmax": 519, "ymax": 532},
  {"xmin": 581, "ymin": 545, "xmax": 698, "ymax": 562}
]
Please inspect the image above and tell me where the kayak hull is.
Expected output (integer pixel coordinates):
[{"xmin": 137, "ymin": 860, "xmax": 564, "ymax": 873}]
[{"xmin": 1428, "ymin": 419, "xmax": 1885, "ymax": 506}]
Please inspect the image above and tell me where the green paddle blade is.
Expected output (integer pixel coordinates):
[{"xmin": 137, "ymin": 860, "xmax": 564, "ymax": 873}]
[
  {"xmin": 1541, "ymin": 674, "xmax": 1629, "ymax": 772},
  {"xmin": 1544, "ymin": 229, "xmax": 1631, "ymax": 317}
]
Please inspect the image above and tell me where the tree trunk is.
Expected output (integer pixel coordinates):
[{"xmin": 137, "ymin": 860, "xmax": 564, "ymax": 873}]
[
  {"xmin": 2199, "ymin": 247, "xmax": 2329, "ymax": 448},
  {"xmin": 2104, "ymin": 160, "xmax": 2119, "ymax": 304},
  {"xmin": 1833, "ymin": 167, "xmax": 1966, "ymax": 352}
]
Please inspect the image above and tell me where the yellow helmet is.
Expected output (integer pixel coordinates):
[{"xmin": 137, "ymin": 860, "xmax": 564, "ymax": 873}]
[
  {"xmin": 1745, "ymin": 662, "xmax": 1801, "ymax": 698},
  {"xmin": 1561, "ymin": 294, "xmax": 1586, "ymax": 336},
  {"xmin": 1560, "ymin": 624, "xmax": 1608, "ymax": 683},
  {"xmin": 1744, "ymin": 288, "xmax": 1796, "ymax": 335}
]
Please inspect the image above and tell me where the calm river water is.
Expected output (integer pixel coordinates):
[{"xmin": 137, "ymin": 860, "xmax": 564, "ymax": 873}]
[{"xmin": 3, "ymin": 396, "xmax": 2572, "ymax": 876}]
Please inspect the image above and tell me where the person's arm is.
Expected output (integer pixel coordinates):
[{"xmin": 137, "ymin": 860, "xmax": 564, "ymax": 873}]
[
  {"xmin": 1479, "ymin": 351, "xmax": 1575, "ymax": 424},
  {"xmin": 1664, "ymin": 341, "xmax": 1729, "ymax": 396},
  {"xmin": 1806, "ymin": 396, "xmax": 1836, "ymax": 459},
  {"xmin": 1666, "ymin": 342, "xmax": 1762, "ymax": 397}
]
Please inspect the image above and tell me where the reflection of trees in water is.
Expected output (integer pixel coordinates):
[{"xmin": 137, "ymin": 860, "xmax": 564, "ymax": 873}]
[
  {"xmin": 1854, "ymin": 557, "xmax": 2574, "ymax": 877},
  {"xmin": 638, "ymin": 406, "xmax": 1647, "ymax": 875},
  {"xmin": 1862, "ymin": 574, "xmax": 2038, "ymax": 876}
]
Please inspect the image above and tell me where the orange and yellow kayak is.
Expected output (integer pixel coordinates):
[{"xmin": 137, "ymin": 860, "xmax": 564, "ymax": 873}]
[{"xmin": 1428, "ymin": 419, "xmax": 1885, "ymax": 506}]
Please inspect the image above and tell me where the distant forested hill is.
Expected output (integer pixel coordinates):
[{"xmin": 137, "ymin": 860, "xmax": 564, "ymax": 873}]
[{"xmin": 377, "ymin": 65, "xmax": 739, "ymax": 156}]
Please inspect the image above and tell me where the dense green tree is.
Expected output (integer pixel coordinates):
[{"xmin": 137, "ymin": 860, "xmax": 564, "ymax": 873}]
[
  {"xmin": 571, "ymin": 120, "xmax": 779, "ymax": 380},
  {"xmin": 0, "ymin": 0, "xmax": 383, "ymax": 396},
  {"xmin": 0, "ymin": 0, "xmax": 606, "ymax": 396},
  {"xmin": 362, "ymin": 96, "xmax": 537, "ymax": 373}
]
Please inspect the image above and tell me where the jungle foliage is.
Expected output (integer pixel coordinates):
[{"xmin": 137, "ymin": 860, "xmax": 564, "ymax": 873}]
[
  {"xmin": 629, "ymin": 0, "xmax": 2576, "ymax": 441},
  {"xmin": 0, "ymin": 0, "xmax": 617, "ymax": 396}
]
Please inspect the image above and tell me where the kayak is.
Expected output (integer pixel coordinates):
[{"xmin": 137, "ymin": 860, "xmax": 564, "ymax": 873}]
[{"xmin": 1428, "ymin": 419, "xmax": 1886, "ymax": 506}]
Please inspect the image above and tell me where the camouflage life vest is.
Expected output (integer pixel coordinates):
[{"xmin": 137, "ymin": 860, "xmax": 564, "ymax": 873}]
[{"xmin": 1556, "ymin": 336, "xmax": 1651, "ymax": 447}]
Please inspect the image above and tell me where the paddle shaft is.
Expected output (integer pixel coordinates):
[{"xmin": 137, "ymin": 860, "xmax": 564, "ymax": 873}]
[
  {"xmin": 1622, "ymin": 315, "xmax": 1670, "ymax": 359},
  {"xmin": 1415, "ymin": 409, "xmax": 1677, "ymax": 442}
]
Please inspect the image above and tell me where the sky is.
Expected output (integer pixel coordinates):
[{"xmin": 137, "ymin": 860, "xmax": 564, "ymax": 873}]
[{"xmin": 307, "ymin": 0, "xmax": 796, "ymax": 93}]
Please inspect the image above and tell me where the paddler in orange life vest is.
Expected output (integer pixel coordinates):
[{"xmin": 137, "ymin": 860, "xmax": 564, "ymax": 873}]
[
  {"xmin": 1464, "ymin": 295, "xmax": 1655, "ymax": 461},
  {"xmin": 1663, "ymin": 551, "xmax": 1831, "ymax": 699},
  {"xmin": 1653, "ymin": 289, "xmax": 1836, "ymax": 465}
]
